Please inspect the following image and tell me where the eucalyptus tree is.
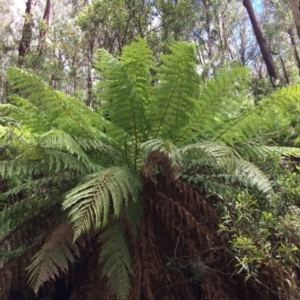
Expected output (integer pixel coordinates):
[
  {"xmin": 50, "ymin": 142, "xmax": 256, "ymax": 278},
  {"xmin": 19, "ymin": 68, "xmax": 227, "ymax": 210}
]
[{"xmin": 243, "ymin": 0, "xmax": 280, "ymax": 84}]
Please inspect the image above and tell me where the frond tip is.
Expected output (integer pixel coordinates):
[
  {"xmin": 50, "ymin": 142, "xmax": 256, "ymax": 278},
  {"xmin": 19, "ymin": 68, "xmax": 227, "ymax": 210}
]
[
  {"xmin": 63, "ymin": 167, "xmax": 141, "ymax": 241},
  {"xmin": 26, "ymin": 222, "xmax": 84, "ymax": 294}
]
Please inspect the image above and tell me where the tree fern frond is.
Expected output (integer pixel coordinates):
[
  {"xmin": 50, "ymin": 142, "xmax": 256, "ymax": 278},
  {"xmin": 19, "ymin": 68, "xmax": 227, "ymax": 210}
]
[
  {"xmin": 26, "ymin": 222, "xmax": 84, "ymax": 294},
  {"xmin": 0, "ymin": 160, "xmax": 47, "ymax": 178},
  {"xmin": 7, "ymin": 68, "xmax": 106, "ymax": 138},
  {"xmin": 3, "ymin": 173, "xmax": 79, "ymax": 198},
  {"xmin": 232, "ymin": 159, "xmax": 274, "ymax": 199},
  {"xmin": 0, "ymin": 194, "xmax": 63, "ymax": 242},
  {"xmin": 238, "ymin": 144, "xmax": 300, "ymax": 160},
  {"xmin": 214, "ymin": 84, "xmax": 300, "ymax": 145},
  {"xmin": 1, "ymin": 98, "xmax": 51, "ymax": 134},
  {"xmin": 42, "ymin": 148, "xmax": 95, "ymax": 173},
  {"xmin": 99, "ymin": 223, "xmax": 133, "ymax": 300},
  {"xmin": 63, "ymin": 167, "xmax": 141, "ymax": 241},
  {"xmin": 40, "ymin": 129, "xmax": 89, "ymax": 158},
  {"xmin": 181, "ymin": 143, "xmax": 274, "ymax": 199},
  {"xmin": 141, "ymin": 138, "xmax": 181, "ymax": 162},
  {"xmin": 121, "ymin": 37, "xmax": 153, "ymax": 112},
  {"xmin": 179, "ymin": 142, "xmax": 239, "ymax": 162},
  {"xmin": 126, "ymin": 197, "xmax": 144, "ymax": 234},
  {"xmin": 176, "ymin": 67, "xmax": 250, "ymax": 143},
  {"xmin": 96, "ymin": 41, "xmax": 150, "ymax": 166},
  {"xmin": 151, "ymin": 42, "xmax": 201, "ymax": 141}
]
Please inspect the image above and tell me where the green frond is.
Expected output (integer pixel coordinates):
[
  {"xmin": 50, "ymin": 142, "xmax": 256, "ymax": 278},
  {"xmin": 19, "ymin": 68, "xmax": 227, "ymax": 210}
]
[
  {"xmin": 96, "ymin": 40, "xmax": 151, "ymax": 166},
  {"xmin": 7, "ymin": 68, "xmax": 106, "ymax": 138},
  {"xmin": 0, "ymin": 194, "xmax": 63, "ymax": 245},
  {"xmin": 214, "ymin": 84, "xmax": 300, "ymax": 145},
  {"xmin": 3, "ymin": 174, "xmax": 79, "ymax": 200},
  {"xmin": 1, "ymin": 98, "xmax": 51, "ymax": 134},
  {"xmin": 232, "ymin": 159, "xmax": 274, "ymax": 199},
  {"xmin": 126, "ymin": 198, "xmax": 144, "ymax": 234},
  {"xmin": 26, "ymin": 222, "xmax": 83, "ymax": 294},
  {"xmin": 40, "ymin": 148, "xmax": 94, "ymax": 173},
  {"xmin": 121, "ymin": 37, "xmax": 153, "ymax": 111},
  {"xmin": 181, "ymin": 142, "xmax": 274, "ymax": 200},
  {"xmin": 40, "ymin": 129, "xmax": 89, "ymax": 158},
  {"xmin": 179, "ymin": 142, "xmax": 239, "ymax": 162},
  {"xmin": 151, "ymin": 42, "xmax": 201, "ymax": 141},
  {"xmin": 141, "ymin": 138, "xmax": 181, "ymax": 162},
  {"xmin": 99, "ymin": 223, "xmax": 133, "ymax": 300},
  {"xmin": 238, "ymin": 144, "xmax": 300, "ymax": 160},
  {"xmin": 63, "ymin": 167, "xmax": 141, "ymax": 241},
  {"xmin": 0, "ymin": 245, "xmax": 26, "ymax": 262},
  {"xmin": 175, "ymin": 67, "xmax": 250, "ymax": 143},
  {"xmin": 0, "ymin": 160, "xmax": 47, "ymax": 178}
]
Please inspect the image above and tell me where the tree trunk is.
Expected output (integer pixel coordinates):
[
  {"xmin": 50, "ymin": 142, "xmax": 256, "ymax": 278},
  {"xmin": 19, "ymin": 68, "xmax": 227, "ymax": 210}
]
[
  {"xmin": 289, "ymin": 0, "xmax": 300, "ymax": 39},
  {"xmin": 18, "ymin": 0, "xmax": 37, "ymax": 67},
  {"xmin": 203, "ymin": 0, "xmax": 212, "ymax": 57},
  {"xmin": 33, "ymin": 0, "xmax": 51, "ymax": 69},
  {"xmin": 86, "ymin": 39, "xmax": 94, "ymax": 108},
  {"xmin": 288, "ymin": 27, "xmax": 300, "ymax": 72},
  {"xmin": 85, "ymin": 0, "xmax": 93, "ymax": 108},
  {"xmin": 280, "ymin": 56, "xmax": 290, "ymax": 85},
  {"xmin": 243, "ymin": 0, "xmax": 279, "ymax": 85},
  {"xmin": 39, "ymin": 0, "xmax": 51, "ymax": 47}
]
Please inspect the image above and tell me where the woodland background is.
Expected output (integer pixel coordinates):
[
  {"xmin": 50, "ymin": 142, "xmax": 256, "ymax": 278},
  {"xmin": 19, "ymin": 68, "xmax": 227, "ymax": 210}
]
[{"xmin": 2, "ymin": 0, "xmax": 300, "ymax": 104}]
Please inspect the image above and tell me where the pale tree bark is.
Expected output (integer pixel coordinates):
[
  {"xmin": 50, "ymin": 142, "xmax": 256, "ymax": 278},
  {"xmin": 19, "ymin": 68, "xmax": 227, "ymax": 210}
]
[
  {"xmin": 289, "ymin": 0, "xmax": 300, "ymax": 39},
  {"xmin": 243, "ymin": 0, "xmax": 279, "ymax": 85},
  {"xmin": 18, "ymin": 0, "xmax": 37, "ymax": 67}
]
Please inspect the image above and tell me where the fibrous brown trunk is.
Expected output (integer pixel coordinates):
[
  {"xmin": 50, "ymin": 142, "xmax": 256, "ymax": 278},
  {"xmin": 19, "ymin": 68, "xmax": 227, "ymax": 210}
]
[
  {"xmin": 18, "ymin": 0, "xmax": 37, "ymax": 67},
  {"xmin": 243, "ymin": 0, "xmax": 279, "ymax": 85}
]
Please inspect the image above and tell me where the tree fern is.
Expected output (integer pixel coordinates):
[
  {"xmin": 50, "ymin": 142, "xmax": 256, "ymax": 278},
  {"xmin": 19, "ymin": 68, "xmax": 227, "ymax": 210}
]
[
  {"xmin": 63, "ymin": 167, "xmax": 141, "ymax": 241},
  {"xmin": 2, "ymin": 38, "xmax": 300, "ymax": 299}
]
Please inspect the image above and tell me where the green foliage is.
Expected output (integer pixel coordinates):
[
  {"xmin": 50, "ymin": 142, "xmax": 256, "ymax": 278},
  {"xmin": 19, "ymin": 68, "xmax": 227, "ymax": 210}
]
[
  {"xmin": 63, "ymin": 167, "xmax": 141, "ymax": 241},
  {"xmin": 218, "ymin": 191, "xmax": 300, "ymax": 281},
  {"xmin": 151, "ymin": 42, "xmax": 200, "ymax": 141},
  {"xmin": 99, "ymin": 223, "xmax": 133, "ymax": 300},
  {"xmin": 2, "ymin": 38, "xmax": 300, "ymax": 299},
  {"xmin": 26, "ymin": 222, "xmax": 84, "ymax": 294}
]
